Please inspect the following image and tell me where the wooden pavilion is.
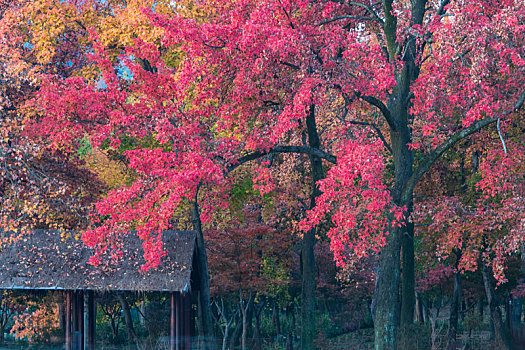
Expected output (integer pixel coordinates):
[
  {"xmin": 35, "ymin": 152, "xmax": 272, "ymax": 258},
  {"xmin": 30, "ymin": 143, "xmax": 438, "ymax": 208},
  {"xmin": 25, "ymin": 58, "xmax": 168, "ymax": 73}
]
[{"xmin": 0, "ymin": 229, "xmax": 199, "ymax": 350}]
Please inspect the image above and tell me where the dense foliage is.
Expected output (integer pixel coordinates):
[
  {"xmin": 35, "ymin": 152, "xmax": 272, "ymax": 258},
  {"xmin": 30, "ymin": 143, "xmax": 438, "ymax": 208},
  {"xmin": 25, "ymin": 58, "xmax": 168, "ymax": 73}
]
[{"xmin": 0, "ymin": 0, "xmax": 523, "ymax": 349}]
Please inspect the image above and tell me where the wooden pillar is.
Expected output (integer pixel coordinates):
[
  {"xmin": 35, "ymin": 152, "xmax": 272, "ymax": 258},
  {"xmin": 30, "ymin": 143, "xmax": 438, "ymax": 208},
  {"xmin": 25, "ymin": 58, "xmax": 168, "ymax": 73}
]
[
  {"xmin": 72, "ymin": 291, "xmax": 78, "ymax": 350},
  {"xmin": 183, "ymin": 293, "xmax": 191, "ymax": 350},
  {"xmin": 77, "ymin": 291, "xmax": 84, "ymax": 350},
  {"xmin": 170, "ymin": 292, "xmax": 182, "ymax": 350},
  {"xmin": 170, "ymin": 292, "xmax": 175, "ymax": 350},
  {"xmin": 87, "ymin": 290, "xmax": 95, "ymax": 350},
  {"xmin": 65, "ymin": 291, "xmax": 72, "ymax": 350},
  {"xmin": 176, "ymin": 292, "xmax": 182, "ymax": 350}
]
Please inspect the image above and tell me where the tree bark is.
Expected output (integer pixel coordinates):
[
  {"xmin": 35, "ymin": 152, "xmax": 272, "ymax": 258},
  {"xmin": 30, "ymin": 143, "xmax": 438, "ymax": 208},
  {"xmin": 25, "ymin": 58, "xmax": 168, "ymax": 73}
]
[
  {"xmin": 301, "ymin": 103, "xmax": 323, "ymax": 350},
  {"xmin": 117, "ymin": 293, "xmax": 137, "ymax": 344},
  {"xmin": 372, "ymin": 0, "xmax": 426, "ymax": 346},
  {"xmin": 59, "ymin": 298, "xmax": 66, "ymax": 331},
  {"xmin": 240, "ymin": 291, "xmax": 253, "ymax": 350},
  {"xmin": 477, "ymin": 298, "xmax": 484, "ymax": 318},
  {"xmin": 374, "ymin": 226, "xmax": 402, "ymax": 350},
  {"xmin": 482, "ymin": 262, "xmax": 513, "ymax": 350},
  {"xmin": 374, "ymin": 72, "xmax": 415, "ymax": 349},
  {"xmin": 272, "ymin": 299, "xmax": 281, "ymax": 336},
  {"xmin": 228, "ymin": 313, "xmax": 242, "ymax": 349},
  {"xmin": 401, "ymin": 221, "xmax": 415, "ymax": 326},
  {"xmin": 191, "ymin": 193, "xmax": 216, "ymax": 349},
  {"xmin": 447, "ymin": 268, "xmax": 462, "ymax": 350},
  {"xmin": 253, "ymin": 300, "xmax": 265, "ymax": 350},
  {"xmin": 510, "ymin": 295, "xmax": 523, "ymax": 339},
  {"xmin": 415, "ymin": 292, "xmax": 424, "ymax": 324}
]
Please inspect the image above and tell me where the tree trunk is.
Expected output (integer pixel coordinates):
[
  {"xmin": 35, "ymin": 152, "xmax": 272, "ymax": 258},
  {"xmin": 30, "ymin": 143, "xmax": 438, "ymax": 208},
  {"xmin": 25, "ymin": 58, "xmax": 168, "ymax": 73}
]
[
  {"xmin": 510, "ymin": 296, "xmax": 522, "ymax": 338},
  {"xmin": 415, "ymin": 292, "xmax": 424, "ymax": 324},
  {"xmin": 59, "ymin": 298, "xmax": 65, "ymax": 331},
  {"xmin": 374, "ymin": 93, "xmax": 415, "ymax": 350},
  {"xmin": 373, "ymin": 0, "xmax": 427, "ymax": 347},
  {"xmin": 447, "ymin": 269, "xmax": 462, "ymax": 350},
  {"xmin": 287, "ymin": 333, "xmax": 293, "ymax": 350},
  {"xmin": 478, "ymin": 298, "xmax": 484, "ymax": 318},
  {"xmin": 482, "ymin": 262, "xmax": 513, "ymax": 349},
  {"xmin": 253, "ymin": 301, "xmax": 264, "ymax": 350},
  {"xmin": 289, "ymin": 302, "xmax": 296, "ymax": 342},
  {"xmin": 222, "ymin": 322, "xmax": 229, "ymax": 350},
  {"xmin": 229, "ymin": 313, "xmax": 242, "ymax": 349},
  {"xmin": 401, "ymin": 222, "xmax": 415, "ymax": 326},
  {"xmin": 374, "ymin": 226, "xmax": 402, "ymax": 350},
  {"xmin": 191, "ymin": 195, "xmax": 216, "ymax": 349},
  {"xmin": 240, "ymin": 292, "xmax": 253, "ymax": 350},
  {"xmin": 111, "ymin": 318, "xmax": 118, "ymax": 339},
  {"xmin": 301, "ymin": 103, "xmax": 323, "ymax": 350},
  {"xmin": 272, "ymin": 299, "xmax": 281, "ymax": 336},
  {"xmin": 117, "ymin": 293, "xmax": 137, "ymax": 344},
  {"xmin": 242, "ymin": 305, "xmax": 248, "ymax": 350}
]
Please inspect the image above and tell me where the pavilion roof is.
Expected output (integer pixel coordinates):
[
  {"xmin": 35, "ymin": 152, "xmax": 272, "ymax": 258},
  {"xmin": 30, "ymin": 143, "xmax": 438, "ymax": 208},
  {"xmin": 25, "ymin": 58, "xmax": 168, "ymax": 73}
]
[{"xmin": 0, "ymin": 230, "xmax": 196, "ymax": 292}]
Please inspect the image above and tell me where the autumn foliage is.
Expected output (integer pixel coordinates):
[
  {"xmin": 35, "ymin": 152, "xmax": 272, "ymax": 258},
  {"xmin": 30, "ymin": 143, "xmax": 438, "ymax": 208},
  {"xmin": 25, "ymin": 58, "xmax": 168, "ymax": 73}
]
[{"xmin": 0, "ymin": 0, "xmax": 524, "ymax": 348}]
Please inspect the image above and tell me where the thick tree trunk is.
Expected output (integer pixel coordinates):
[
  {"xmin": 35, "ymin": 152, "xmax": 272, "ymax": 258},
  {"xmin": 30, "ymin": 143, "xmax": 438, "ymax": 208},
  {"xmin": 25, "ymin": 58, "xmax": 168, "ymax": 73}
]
[
  {"xmin": 117, "ymin": 293, "xmax": 137, "ymax": 344},
  {"xmin": 301, "ymin": 225, "xmax": 316, "ymax": 350},
  {"xmin": 482, "ymin": 262, "xmax": 513, "ymax": 350},
  {"xmin": 401, "ymin": 221, "xmax": 415, "ymax": 326},
  {"xmin": 301, "ymin": 104, "xmax": 323, "ymax": 350},
  {"xmin": 191, "ymin": 197, "xmax": 216, "ymax": 349},
  {"xmin": 375, "ymin": 96, "xmax": 414, "ymax": 349},
  {"xmin": 373, "ymin": 1, "xmax": 426, "ymax": 347},
  {"xmin": 374, "ymin": 226, "xmax": 402, "ymax": 350},
  {"xmin": 447, "ymin": 270, "xmax": 462, "ymax": 350}
]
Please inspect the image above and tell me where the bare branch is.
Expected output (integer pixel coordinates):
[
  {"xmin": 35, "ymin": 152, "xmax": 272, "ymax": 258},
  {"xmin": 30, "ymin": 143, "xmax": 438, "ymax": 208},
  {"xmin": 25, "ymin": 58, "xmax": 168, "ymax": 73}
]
[{"xmin": 496, "ymin": 118, "xmax": 507, "ymax": 154}]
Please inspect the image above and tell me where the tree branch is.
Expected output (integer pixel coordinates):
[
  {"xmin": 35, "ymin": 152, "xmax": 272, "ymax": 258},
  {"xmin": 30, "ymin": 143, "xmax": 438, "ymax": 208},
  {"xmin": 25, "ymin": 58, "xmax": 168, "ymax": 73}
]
[
  {"xmin": 382, "ymin": 0, "xmax": 398, "ymax": 61},
  {"xmin": 354, "ymin": 91, "xmax": 397, "ymax": 130},
  {"xmin": 318, "ymin": 15, "xmax": 376, "ymax": 26},
  {"xmin": 227, "ymin": 145, "xmax": 336, "ymax": 173},
  {"xmin": 348, "ymin": 120, "xmax": 393, "ymax": 154},
  {"xmin": 403, "ymin": 91, "xmax": 525, "ymax": 201},
  {"xmin": 349, "ymin": 2, "xmax": 384, "ymax": 24},
  {"xmin": 437, "ymin": 0, "xmax": 451, "ymax": 16}
]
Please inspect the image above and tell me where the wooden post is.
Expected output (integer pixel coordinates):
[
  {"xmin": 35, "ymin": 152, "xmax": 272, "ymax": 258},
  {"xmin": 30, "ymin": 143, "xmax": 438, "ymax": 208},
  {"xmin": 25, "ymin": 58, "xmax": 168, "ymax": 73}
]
[
  {"xmin": 87, "ymin": 290, "xmax": 95, "ymax": 350},
  {"xmin": 78, "ymin": 291, "xmax": 84, "ymax": 350},
  {"xmin": 66, "ymin": 291, "xmax": 72, "ymax": 350},
  {"xmin": 176, "ymin": 292, "xmax": 181, "ymax": 350},
  {"xmin": 170, "ymin": 292, "xmax": 176, "ymax": 350},
  {"xmin": 183, "ymin": 293, "xmax": 191, "ymax": 350},
  {"xmin": 72, "ymin": 291, "xmax": 78, "ymax": 350}
]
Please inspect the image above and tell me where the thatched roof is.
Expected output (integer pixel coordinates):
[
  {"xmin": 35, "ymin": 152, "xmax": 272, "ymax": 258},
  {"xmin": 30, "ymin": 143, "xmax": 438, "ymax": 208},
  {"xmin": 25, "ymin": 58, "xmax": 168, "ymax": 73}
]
[{"xmin": 0, "ymin": 230, "xmax": 196, "ymax": 292}]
